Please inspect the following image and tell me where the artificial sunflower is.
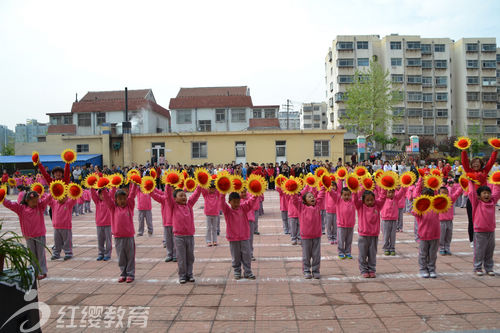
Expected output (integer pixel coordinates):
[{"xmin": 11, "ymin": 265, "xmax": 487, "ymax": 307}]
[
  {"xmin": 194, "ymin": 167, "xmax": 211, "ymax": 188},
  {"xmin": 61, "ymin": 148, "xmax": 77, "ymax": 164},
  {"xmin": 246, "ymin": 174, "xmax": 267, "ymax": 197},
  {"xmin": 400, "ymin": 171, "xmax": 416, "ymax": 187},
  {"xmin": 50, "ymin": 180, "xmax": 67, "ymax": 200},
  {"xmin": 140, "ymin": 176, "xmax": 156, "ymax": 194},
  {"xmin": 30, "ymin": 182, "xmax": 45, "ymax": 196},
  {"xmin": 413, "ymin": 195, "xmax": 433, "ymax": 215},
  {"xmin": 454, "ymin": 136, "xmax": 471, "ymax": 150}
]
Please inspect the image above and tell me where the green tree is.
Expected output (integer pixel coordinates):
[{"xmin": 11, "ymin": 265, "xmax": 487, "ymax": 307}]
[
  {"xmin": 468, "ymin": 124, "xmax": 486, "ymax": 157},
  {"xmin": 1, "ymin": 139, "xmax": 14, "ymax": 156},
  {"xmin": 339, "ymin": 57, "xmax": 402, "ymax": 149}
]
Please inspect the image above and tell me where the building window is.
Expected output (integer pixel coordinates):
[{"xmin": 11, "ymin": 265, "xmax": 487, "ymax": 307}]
[
  {"xmin": 338, "ymin": 75, "xmax": 354, "ymax": 83},
  {"xmin": 423, "ymin": 93, "xmax": 433, "ymax": 102},
  {"xmin": 466, "ymin": 43, "xmax": 478, "ymax": 52},
  {"xmin": 466, "ymin": 60, "xmax": 479, "ymax": 68},
  {"xmin": 390, "ymin": 41, "xmax": 402, "ymax": 50},
  {"xmin": 357, "ymin": 58, "xmax": 369, "ymax": 66},
  {"xmin": 303, "ymin": 124, "xmax": 312, "ymax": 129},
  {"xmin": 276, "ymin": 141, "xmax": 286, "ymax": 157},
  {"xmin": 357, "ymin": 41, "xmax": 368, "ymax": 49},
  {"xmin": 336, "ymin": 41, "xmax": 353, "ymax": 50},
  {"xmin": 435, "ymin": 76, "xmax": 447, "ymax": 87},
  {"xmin": 235, "ymin": 141, "xmax": 246, "ymax": 158},
  {"xmin": 483, "ymin": 126, "xmax": 498, "ymax": 134},
  {"xmin": 422, "ymin": 76, "xmax": 432, "ymax": 87},
  {"xmin": 96, "ymin": 112, "xmax": 106, "ymax": 126},
  {"xmin": 253, "ymin": 109, "xmax": 262, "ymax": 119},
  {"xmin": 77, "ymin": 144, "xmax": 89, "ymax": 153},
  {"xmin": 391, "ymin": 74, "xmax": 403, "ymax": 83},
  {"xmin": 77, "ymin": 113, "xmax": 91, "ymax": 127},
  {"xmin": 436, "ymin": 125, "xmax": 448, "ymax": 134},
  {"xmin": 421, "ymin": 44, "xmax": 431, "ymax": 54},
  {"xmin": 424, "ymin": 126, "xmax": 434, "ymax": 135},
  {"xmin": 303, "ymin": 115, "xmax": 312, "ymax": 120},
  {"xmin": 482, "ymin": 77, "xmax": 497, "ymax": 86},
  {"xmin": 198, "ymin": 120, "xmax": 211, "ymax": 132},
  {"xmin": 303, "ymin": 106, "xmax": 313, "ymax": 112},
  {"xmin": 467, "ymin": 109, "xmax": 480, "ymax": 118},
  {"xmin": 393, "ymin": 108, "xmax": 405, "ymax": 116},
  {"xmin": 406, "ymin": 58, "xmax": 421, "ymax": 67},
  {"xmin": 176, "ymin": 110, "xmax": 192, "ymax": 124},
  {"xmin": 467, "ymin": 92, "xmax": 480, "ymax": 101},
  {"xmin": 482, "ymin": 44, "xmax": 496, "ymax": 52},
  {"xmin": 335, "ymin": 92, "xmax": 347, "ymax": 102},
  {"xmin": 231, "ymin": 109, "xmax": 246, "ymax": 123},
  {"xmin": 406, "ymin": 41, "xmax": 421, "ymax": 50},
  {"xmin": 392, "ymin": 124, "xmax": 405, "ymax": 134},
  {"xmin": 215, "ymin": 109, "xmax": 225, "ymax": 122},
  {"xmin": 264, "ymin": 109, "xmax": 276, "ymax": 118},
  {"xmin": 391, "ymin": 58, "xmax": 402, "ymax": 66},
  {"xmin": 423, "ymin": 109, "xmax": 434, "ymax": 118},
  {"xmin": 192, "ymin": 142, "xmax": 207, "ymax": 158},
  {"xmin": 467, "ymin": 76, "xmax": 479, "ymax": 85},
  {"xmin": 337, "ymin": 58, "xmax": 354, "ymax": 67},
  {"xmin": 37, "ymin": 137, "xmax": 46, "ymax": 142},
  {"xmin": 483, "ymin": 110, "xmax": 498, "ymax": 118},
  {"xmin": 434, "ymin": 60, "xmax": 447, "ymax": 69},
  {"xmin": 483, "ymin": 92, "xmax": 498, "ymax": 102},
  {"xmin": 421, "ymin": 60, "xmax": 432, "ymax": 69},
  {"xmin": 408, "ymin": 125, "xmax": 424, "ymax": 134},
  {"xmin": 314, "ymin": 140, "xmax": 329, "ymax": 157},
  {"xmin": 434, "ymin": 44, "xmax": 445, "ymax": 52},
  {"xmin": 436, "ymin": 109, "xmax": 448, "ymax": 117},
  {"xmin": 497, "ymin": 54, "xmax": 500, "ymax": 63},
  {"xmin": 407, "ymin": 108, "xmax": 423, "ymax": 117},
  {"xmin": 407, "ymin": 92, "xmax": 422, "ymax": 102},
  {"xmin": 436, "ymin": 93, "xmax": 448, "ymax": 102},
  {"xmin": 63, "ymin": 115, "xmax": 73, "ymax": 125},
  {"xmin": 407, "ymin": 75, "xmax": 422, "ymax": 84},
  {"xmin": 392, "ymin": 91, "xmax": 404, "ymax": 101}
]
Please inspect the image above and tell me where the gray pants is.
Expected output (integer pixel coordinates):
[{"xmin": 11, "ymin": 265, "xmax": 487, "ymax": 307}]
[
  {"xmin": 229, "ymin": 240, "xmax": 252, "ymax": 276},
  {"xmin": 338, "ymin": 227, "xmax": 353, "ymax": 255},
  {"xmin": 97, "ymin": 225, "xmax": 112, "ymax": 257},
  {"xmin": 164, "ymin": 226, "xmax": 176, "ymax": 259},
  {"xmin": 217, "ymin": 212, "xmax": 221, "ymax": 233},
  {"xmin": 138, "ymin": 210, "xmax": 153, "ymax": 235},
  {"xmin": 254, "ymin": 210, "xmax": 259, "ymax": 233},
  {"xmin": 259, "ymin": 201, "xmax": 264, "ymax": 215},
  {"xmin": 405, "ymin": 199, "xmax": 413, "ymax": 213},
  {"xmin": 397, "ymin": 208, "xmax": 404, "ymax": 231},
  {"xmin": 321, "ymin": 210, "xmax": 326, "ymax": 233},
  {"xmin": 175, "ymin": 235, "xmax": 194, "ymax": 279},
  {"xmin": 84, "ymin": 201, "xmax": 91, "ymax": 213},
  {"xmin": 53, "ymin": 229, "xmax": 72, "ymax": 257},
  {"xmin": 249, "ymin": 221, "xmax": 255, "ymax": 256},
  {"xmin": 418, "ymin": 239, "xmax": 439, "ymax": 274},
  {"xmin": 115, "ymin": 237, "xmax": 135, "ymax": 278},
  {"xmin": 206, "ymin": 215, "xmax": 218, "ymax": 243},
  {"xmin": 414, "ymin": 218, "xmax": 419, "ymax": 242},
  {"xmin": 78, "ymin": 204, "xmax": 83, "ymax": 215},
  {"xmin": 358, "ymin": 235, "xmax": 378, "ymax": 274},
  {"xmin": 302, "ymin": 237, "xmax": 321, "ymax": 274},
  {"xmin": 289, "ymin": 217, "xmax": 300, "ymax": 241},
  {"xmin": 26, "ymin": 236, "xmax": 47, "ymax": 275},
  {"xmin": 281, "ymin": 211, "xmax": 289, "ymax": 234},
  {"xmin": 382, "ymin": 220, "xmax": 397, "ymax": 251},
  {"xmin": 439, "ymin": 220, "xmax": 453, "ymax": 252},
  {"xmin": 326, "ymin": 213, "xmax": 337, "ymax": 241},
  {"xmin": 473, "ymin": 231, "xmax": 495, "ymax": 272}
]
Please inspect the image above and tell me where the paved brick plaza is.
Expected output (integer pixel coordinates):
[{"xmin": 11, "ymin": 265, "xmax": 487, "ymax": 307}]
[{"xmin": 1, "ymin": 190, "xmax": 500, "ymax": 332}]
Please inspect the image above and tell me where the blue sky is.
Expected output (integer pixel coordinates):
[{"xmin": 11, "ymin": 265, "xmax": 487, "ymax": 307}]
[{"xmin": 0, "ymin": 0, "xmax": 499, "ymax": 130}]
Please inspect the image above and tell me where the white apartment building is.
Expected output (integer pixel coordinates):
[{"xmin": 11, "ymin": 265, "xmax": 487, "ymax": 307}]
[
  {"xmin": 278, "ymin": 109, "xmax": 300, "ymax": 130},
  {"xmin": 325, "ymin": 34, "xmax": 499, "ymax": 150},
  {"xmin": 300, "ymin": 102, "xmax": 328, "ymax": 129}
]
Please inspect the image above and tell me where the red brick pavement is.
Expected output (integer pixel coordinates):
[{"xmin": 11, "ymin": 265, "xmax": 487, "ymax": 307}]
[{"xmin": 1, "ymin": 190, "xmax": 499, "ymax": 332}]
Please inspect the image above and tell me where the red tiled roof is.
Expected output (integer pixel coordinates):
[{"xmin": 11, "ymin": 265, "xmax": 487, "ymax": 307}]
[
  {"xmin": 71, "ymin": 99, "xmax": 170, "ymax": 119},
  {"xmin": 47, "ymin": 124, "xmax": 76, "ymax": 134},
  {"xmin": 249, "ymin": 118, "xmax": 281, "ymax": 128},
  {"xmin": 176, "ymin": 86, "xmax": 248, "ymax": 97},
  {"xmin": 46, "ymin": 112, "xmax": 72, "ymax": 116},
  {"xmin": 80, "ymin": 89, "xmax": 152, "ymax": 101},
  {"xmin": 252, "ymin": 105, "xmax": 280, "ymax": 109},
  {"xmin": 169, "ymin": 96, "xmax": 253, "ymax": 109}
]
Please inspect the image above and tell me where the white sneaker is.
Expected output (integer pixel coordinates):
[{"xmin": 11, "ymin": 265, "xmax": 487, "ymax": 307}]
[
  {"xmin": 419, "ymin": 271, "xmax": 430, "ymax": 278},
  {"xmin": 429, "ymin": 272, "xmax": 437, "ymax": 278},
  {"xmin": 475, "ymin": 270, "xmax": 484, "ymax": 276},
  {"xmin": 487, "ymin": 271, "xmax": 495, "ymax": 276},
  {"xmin": 470, "ymin": 242, "xmax": 474, "ymax": 248}
]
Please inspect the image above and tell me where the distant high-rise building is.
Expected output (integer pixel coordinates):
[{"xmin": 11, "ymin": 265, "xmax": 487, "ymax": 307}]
[
  {"xmin": 15, "ymin": 119, "xmax": 48, "ymax": 143},
  {"xmin": 300, "ymin": 102, "xmax": 328, "ymax": 130},
  {"xmin": 0, "ymin": 125, "xmax": 15, "ymax": 153},
  {"xmin": 278, "ymin": 108, "xmax": 300, "ymax": 130}
]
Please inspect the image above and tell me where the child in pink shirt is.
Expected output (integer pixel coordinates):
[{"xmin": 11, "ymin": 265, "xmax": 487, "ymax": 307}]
[
  {"xmin": 276, "ymin": 186, "xmax": 290, "ymax": 235},
  {"xmin": 438, "ymin": 183, "xmax": 463, "ymax": 255},
  {"xmin": 47, "ymin": 196, "xmax": 77, "ymax": 260},
  {"xmin": 136, "ymin": 190, "xmax": 153, "ymax": 236},
  {"xmin": 165, "ymin": 185, "xmax": 202, "ymax": 284},
  {"xmin": 201, "ymin": 182, "xmax": 222, "ymax": 246},
  {"xmin": 325, "ymin": 182, "xmax": 339, "ymax": 245},
  {"xmin": 102, "ymin": 184, "xmax": 138, "ymax": 283},
  {"xmin": 90, "ymin": 188, "xmax": 112, "ymax": 261},
  {"xmin": 3, "ymin": 191, "xmax": 51, "ymax": 280},
  {"xmin": 240, "ymin": 189, "xmax": 259, "ymax": 260},
  {"xmin": 353, "ymin": 189, "xmax": 385, "ymax": 278},
  {"xmin": 291, "ymin": 187, "xmax": 326, "ymax": 279},
  {"xmin": 151, "ymin": 187, "xmax": 175, "ymax": 262},
  {"xmin": 330, "ymin": 182, "xmax": 356, "ymax": 259},
  {"xmin": 83, "ymin": 188, "xmax": 92, "ymax": 213},
  {"xmin": 381, "ymin": 187, "xmax": 407, "ymax": 256},
  {"xmin": 468, "ymin": 183, "xmax": 500, "ymax": 276},
  {"xmin": 219, "ymin": 192, "xmax": 258, "ymax": 280}
]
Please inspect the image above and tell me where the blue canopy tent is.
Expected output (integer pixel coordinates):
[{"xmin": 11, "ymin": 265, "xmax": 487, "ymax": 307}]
[{"xmin": 0, "ymin": 154, "xmax": 102, "ymax": 173}]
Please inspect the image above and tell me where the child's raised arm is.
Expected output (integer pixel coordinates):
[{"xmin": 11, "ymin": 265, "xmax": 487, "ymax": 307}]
[
  {"xmin": 101, "ymin": 189, "xmax": 115, "ymax": 209},
  {"xmin": 150, "ymin": 187, "xmax": 165, "ymax": 204},
  {"xmin": 90, "ymin": 188, "xmax": 100, "ymax": 204},
  {"xmin": 467, "ymin": 183, "xmax": 479, "ymax": 210},
  {"xmin": 127, "ymin": 183, "xmax": 138, "ymax": 208},
  {"xmin": 187, "ymin": 186, "xmax": 202, "ymax": 208}
]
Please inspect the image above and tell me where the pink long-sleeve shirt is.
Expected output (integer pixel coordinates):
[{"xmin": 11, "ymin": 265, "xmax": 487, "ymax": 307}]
[
  {"xmin": 438, "ymin": 185, "xmax": 463, "ymax": 221},
  {"xmin": 353, "ymin": 191, "xmax": 385, "ymax": 237},
  {"xmin": 3, "ymin": 194, "xmax": 51, "ymax": 238},
  {"xmin": 468, "ymin": 183, "xmax": 500, "ymax": 233},
  {"xmin": 201, "ymin": 188, "xmax": 222, "ymax": 216},
  {"xmin": 102, "ymin": 185, "xmax": 138, "ymax": 237},
  {"xmin": 150, "ymin": 188, "xmax": 172, "ymax": 227},
  {"xmin": 412, "ymin": 210, "xmax": 440, "ymax": 240},
  {"xmin": 329, "ymin": 189, "xmax": 356, "ymax": 228},
  {"xmin": 291, "ymin": 190, "xmax": 326, "ymax": 239},
  {"xmin": 90, "ymin": 189, "xmax": 112, "ymax": 226},
  {"xmin": 166, "ymin": 186, "xmax": 202, "ymax": 236},
  {"xmin": 82, "ymin": 189, "xmax": 91, "ymax": 202},
  {"xmin": 219, "ymin": 195, "xmax": 257, "ymax": 241},
  {"xmin": 380, "ymin": 188, "xmax": 407, "ymax": 221},
  {"xmin": 137, "ymin": 191, "xmax": 152, "ymax": 210},
  {"xmin": 47, "ymin": 197, "xmax": 77, "ymax": 229},
  {"xmin": 276, "ymin": 187, "xmax": 289, "ymax": 211}
]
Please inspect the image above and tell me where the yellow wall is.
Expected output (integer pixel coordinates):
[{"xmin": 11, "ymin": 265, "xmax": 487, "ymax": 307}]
[{"xmin": 16, "ymin": 130, "xmax": 345, "ymax": 166}]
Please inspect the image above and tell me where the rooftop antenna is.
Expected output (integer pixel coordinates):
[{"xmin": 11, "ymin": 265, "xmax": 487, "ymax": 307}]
[{"xmin": 75, "ymin": 93, "xmax": 78, "ymax": 102}]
